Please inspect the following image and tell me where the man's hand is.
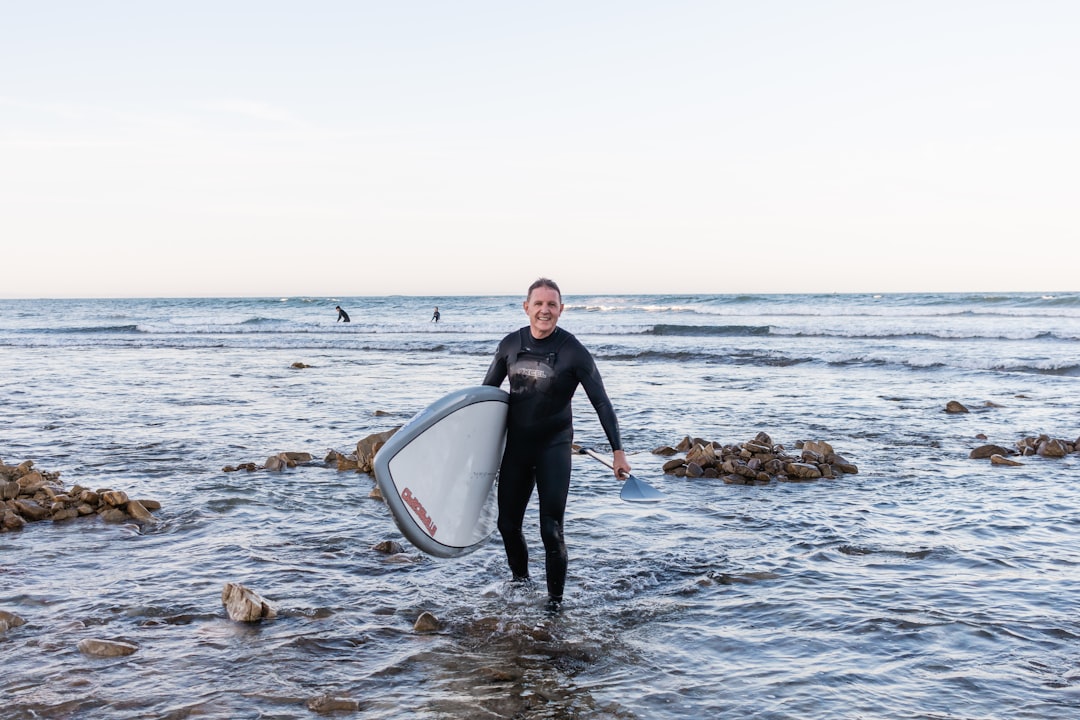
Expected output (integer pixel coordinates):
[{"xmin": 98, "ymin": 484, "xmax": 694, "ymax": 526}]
[{"xmin": 612, "ymin": 449, "xmax": 631, "ymax": 480}]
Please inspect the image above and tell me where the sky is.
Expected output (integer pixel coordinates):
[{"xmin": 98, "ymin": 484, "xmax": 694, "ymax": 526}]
[{"xmin": 2, "ymin": 1, "xmax": 1078, "ymax": 298}]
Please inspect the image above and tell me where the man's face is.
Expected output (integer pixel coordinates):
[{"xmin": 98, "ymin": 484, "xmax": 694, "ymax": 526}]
[{"xmin": 523, "ymin": 286, "xmax": 564, "ymax": 339}]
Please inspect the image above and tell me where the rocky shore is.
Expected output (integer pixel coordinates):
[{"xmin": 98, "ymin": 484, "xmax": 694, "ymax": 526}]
[
  {"xmin": 651, "ymin": 432, "xmax": 859, "ymax": 484},
  {"xmin": 1, "ymin": 458, "xmax": 161, "ymax": 533},
  {"xmin": 969, "ymin": 433, "xmax": 1079, "ymax": 466}
]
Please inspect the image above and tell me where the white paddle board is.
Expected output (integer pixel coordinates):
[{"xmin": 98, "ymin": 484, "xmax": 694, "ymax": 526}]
[{"xmin": 373, "ymin": 385, "xmax": 508, "ymax": 558}]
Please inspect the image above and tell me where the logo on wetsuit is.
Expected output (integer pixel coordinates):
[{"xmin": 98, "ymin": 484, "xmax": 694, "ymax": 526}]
[{"xmin": 512, "ymin": 328, "xmax": 566, "ymax": 394}]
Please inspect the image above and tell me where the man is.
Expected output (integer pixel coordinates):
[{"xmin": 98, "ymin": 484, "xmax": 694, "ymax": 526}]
[
  {"xmin": 335, "ymin": 305, "xmax": 350, "ymax": 323},
  {"xmin": 483, "ymin": 278, "xmax": 630, "ymax": 609}
]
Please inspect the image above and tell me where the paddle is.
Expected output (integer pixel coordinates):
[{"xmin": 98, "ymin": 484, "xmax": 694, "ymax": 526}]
[{"xmin": 574, "ymin": 445, "xmax": 664, "ymax": 503}]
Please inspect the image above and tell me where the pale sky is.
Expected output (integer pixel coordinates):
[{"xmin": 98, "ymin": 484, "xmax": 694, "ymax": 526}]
[{"xmin": 2, "ymin": 1, "xmax": 1077, "ymax": 298}]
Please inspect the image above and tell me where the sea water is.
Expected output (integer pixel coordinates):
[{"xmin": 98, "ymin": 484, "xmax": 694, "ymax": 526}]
[{"xmin": 1, "ymin": 292, "xmax": 1078, "ymax": 719}]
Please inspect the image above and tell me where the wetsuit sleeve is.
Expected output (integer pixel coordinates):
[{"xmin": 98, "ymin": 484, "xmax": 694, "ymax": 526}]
[
  {"xmin": 482, "ymin": 334, "xmax": 511, "ymax": 387},
  {"xmin": 575, "ymin": 345, "xmax": 623, "ymax": 452}
]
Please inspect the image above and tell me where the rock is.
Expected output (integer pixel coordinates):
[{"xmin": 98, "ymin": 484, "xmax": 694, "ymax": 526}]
[
  {"xmin": 970, "ymin": 444, "xmax": 1012, "ymax": 459},
  {"xmin": 733, "ymin": 463, "xmax": 757, "ymax": 479},
  {"xmin": 16, "ymin": 471, "xmax": 49, "ymax": 494},
  {"xmin": 651, "ymin": 446, "xmax": 680, "ymax": 456},
  {"xmin": 945, "ymin": 401, "xmax": 970, "ymax": 414},
  {"xmin": 480, "ymin": 667, "xmax": 520, "ymax": 682},
  {"xmin": 77, "ymin": 638, "xmax": 138, "ymax": 657},
  {"xmin": 221, "ymin": 582, "xmax": 278, "ymax": 622},
  {"xmin": 264, "ymin": 454, "xmax": 287, "ymax": 472},
  {"xmin": 990, "ymin": 454, "xmax": 1024, "ymax": 466},
  {"xmin": 283, "ymin": 452, "xmax": 312, "ymax": 463},
  {"xmin": 100, "ymin": 490, "xmax": 129, "ymax": 507},
  {"xmin": 125, "ymin": 499, "xmax": 157, "ymax": 524},
  {"xmin": 2, "ymin": 511, "xmax": 27, "ymax": 531},
  {"xmin": 1, "ymin": 481, "xmax": 19, "ymax": 500},
  {"xmin": 290, "ymin": 362, "xmax": 311, "ymax": 369},
  {"xmin": 1037, "ymin": 439, "xmax": 1069, "ymax": 458},
  {"xmin": 0, "ymin": 610, "xmax": 26, "ymax": 633},
  {"xmin": 685, "ymin": 462, "xmax": 704, "ymax": 478},
  {"xmin": 355, "ymin": 428, "xmax": 401, "ymax": 473},
  {"xmin": 374, "ymin": 409, "xmax": 392, "ymax": 417},
  {"xmin": 137, "ymin": 499, "xmax": 162, "ymax": 511},
  {"xmin": 685, "ymin": 443, "xmax": 716, "ymax": 466},
  {"xmin": 785, "ymin": 463, "xmax": 823, "ymax": 479},
  {"xmin": 802, "ymin": 440, "xmax": 834, "ymax": 456},
  {"xmin": 335, "ymin": 455, "xmax": 360, "ymax": 472},
  {"xmin": 99, "ymin": 508, "xmax": 129, "ymax": 523},
  {"xmin": 661, "ymin": 458, "xmax": 686, "ymax": 474},
  {"xmin": 368, "ymin": 485, "xmax": 383, "ymax": 500},
  {"xmin": 372, "ymin": 540, "xmax": 404, "ymax": 555},
  {"xmin": 413, "ymin": 611, "xmax": 440, "ymax": 633},
  {"xmin": 307, "ymin": 696, "xmax": 360, "ymax": 713},
  {"xmin": 13, "ymin": 499, "xmax": 49, "ymax": 521},
  {"xmin": 51, "ymin": 507, "xmax": 79, "ymax": 522}
]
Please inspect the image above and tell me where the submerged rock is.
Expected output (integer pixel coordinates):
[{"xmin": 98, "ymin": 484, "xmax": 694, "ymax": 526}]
[
  {"xmin": 77, "ymin": 638, "xmax": 139, "ymax": 657},
  {"xmin": 372, "ymin": 540, "xmax": 404, "ymax": 555},
  {"xmin": 413, "ymin": 611, "xmax": 440, "ymax": 633},
  {"xmin": 0, "ymin": 610, "xmax": 26, "ymax": 633},
  {"xmin": 307, "ymin": 695, "xmax": 360, "ymax": 713}
]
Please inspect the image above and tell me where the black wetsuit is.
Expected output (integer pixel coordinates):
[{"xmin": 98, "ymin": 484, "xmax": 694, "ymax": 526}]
[
  {"xmin": 337, "ymin": 307, "xmax": 350, "ymax": 323},
  {"xmin": 482, "ymin": 326, "xmax": 622, "ymax": 602}
]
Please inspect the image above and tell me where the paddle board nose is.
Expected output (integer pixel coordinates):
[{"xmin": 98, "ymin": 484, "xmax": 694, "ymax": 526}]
[{"xmin": 374, "ymin": 386, "xmax": 509, "ymax": 558}]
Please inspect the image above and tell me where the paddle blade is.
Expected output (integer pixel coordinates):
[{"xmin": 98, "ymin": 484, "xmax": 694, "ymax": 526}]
[{"xmin": 619, "ymin": 473, "xmax": 664, "ymax": 503}]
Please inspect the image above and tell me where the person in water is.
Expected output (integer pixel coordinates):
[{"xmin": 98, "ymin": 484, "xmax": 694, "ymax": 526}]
[
  {"xmin": 431, "ymin": 306, "xmax": 440, "ymax": 322},
  {"xmin": 335, "ymin": 305, "xmax": 350, "ymax": 323},
  {"xmin": 483, "ymin": 277, "xmax": 630, "ymax": 609}
]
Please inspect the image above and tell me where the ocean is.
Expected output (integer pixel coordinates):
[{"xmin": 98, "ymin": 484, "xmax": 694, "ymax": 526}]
[{"xmin": 2, "ymin": 292, "xmax": 1078, "ymax": 719}]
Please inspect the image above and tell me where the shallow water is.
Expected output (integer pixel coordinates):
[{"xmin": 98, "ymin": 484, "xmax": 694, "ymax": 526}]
[{"xmin": 2, "ymin": 293, "xmax": 1079, "ymax": 718}]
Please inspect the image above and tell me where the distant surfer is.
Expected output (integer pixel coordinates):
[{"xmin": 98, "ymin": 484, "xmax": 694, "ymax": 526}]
[
  {"xmin": 483, "ymin": 278, "xmax": 630, "ymax": 610},
  {"xmin": 431, "ymin": 306, "xmax": 440, "ymax": 323},
  {"xmin": 335, "ymin": 305, "xmax": 351, "ymax": 323}
]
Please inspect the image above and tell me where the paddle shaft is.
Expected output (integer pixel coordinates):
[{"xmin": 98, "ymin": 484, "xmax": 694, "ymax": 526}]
[{"xmin": 580, "ymin": 447, "xmax": 628, "ymax": 478}]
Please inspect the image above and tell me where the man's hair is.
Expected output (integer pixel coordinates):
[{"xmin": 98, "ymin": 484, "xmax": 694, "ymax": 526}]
[{"xmin": 527, "ymin": 277, "xmax": 561, "ymax": 302}]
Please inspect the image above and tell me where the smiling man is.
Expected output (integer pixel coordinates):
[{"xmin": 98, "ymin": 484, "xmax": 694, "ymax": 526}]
[{"xmin": 482, "ymin": 278, "xmax": 630, "ymax": 610}]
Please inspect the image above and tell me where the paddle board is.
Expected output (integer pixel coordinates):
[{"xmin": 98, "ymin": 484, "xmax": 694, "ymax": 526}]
[{"xmin": 373, "ymin": 385, "xmax": 509, "ymax": 558}]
